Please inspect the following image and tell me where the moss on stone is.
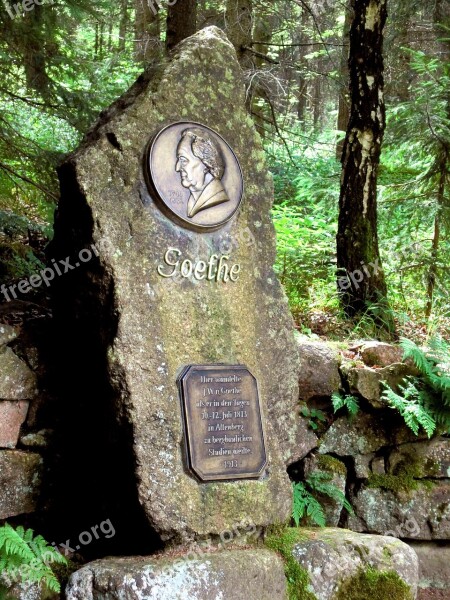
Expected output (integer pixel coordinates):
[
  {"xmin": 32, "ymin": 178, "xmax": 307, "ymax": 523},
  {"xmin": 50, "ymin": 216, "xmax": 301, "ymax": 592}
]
[
  {"xmin": 264, "ymin": 526, "xmax": 316, "ymax": 600},
  {"xmin": 368, "ymin": 453, "xmax": 433, "ymax": 495},
  {"xmin": 317, "ymin": 454, "xmax": 347, "ymax": 476},
  {"xmin": 335, "ymin": 567, "xmax": 413, "ymax": 600}
]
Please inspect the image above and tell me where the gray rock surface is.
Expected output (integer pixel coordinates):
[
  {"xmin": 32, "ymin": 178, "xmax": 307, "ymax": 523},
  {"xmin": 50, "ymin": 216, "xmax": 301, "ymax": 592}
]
[
  {"xmin": 345, "ymin": 362, "xmax": 415, "ymax": 407},
  {"xmin": 65, "ymin": 549, "xmax": 287, "ymax": 600},
  {"xmin": 0, "ymin": 324, "xmax": 18, "ymax": 346},
  {"xmin": 348, "ymin": 483, "xmax": 450, "ymax": 540},
  {"xmin": 0, "ymin": 450, "xmax": 43, "ymax": 519},
  {"xmin": 0, "ymin": 347, "xmax": 37, "ymax": 400},
  {"xmin": 389, "ymin": 438, "xmax": 450, "ymax": 478},
  {"xmin": 292, "ymin": 528, "xmax": 419, "ymax": 600},
  {"xmin": 297, "ymin": 339, "xmax": 341, "ymax": 401},
  {"xmin": 319, "ymin": 412, "xmax": 390, "ymax": 456},
  {"xmin": 409, "ymin": 542, "xmax": 450, "ymax": 592},
  {"xmin": 360, "ymin": 341, "xmax": 404, "ymax": 367},
  {"xmin": 52, "ymin": 26, "xmax": 310, "ymax": 541}
]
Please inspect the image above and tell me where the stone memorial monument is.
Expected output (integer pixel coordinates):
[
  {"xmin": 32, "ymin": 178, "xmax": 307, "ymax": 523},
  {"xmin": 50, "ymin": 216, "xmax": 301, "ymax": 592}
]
[{"xmin": 52, "ymin": 26, "xmax": 315, "ymax": 546}]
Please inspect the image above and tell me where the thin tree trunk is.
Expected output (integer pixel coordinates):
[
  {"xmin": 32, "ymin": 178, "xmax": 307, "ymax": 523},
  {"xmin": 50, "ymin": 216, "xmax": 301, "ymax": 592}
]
[
  {"xmin": 336, "ymin": 0, "xmax": 392, "ymax": 326},
  {"xmin": 425, "ymin": 155, "xmax": 446, "ymax": 317},
  {"xmin": 426, "ymin": 0, "xmax": 450, "ymax": 317},
  {"xmin": 336, "ymin": 0, "xmax": 353, "ymax": 159},
  {"xmin": 135, "ymin": 0, "xmax": 161, "ymax": 64},
  {"xmin": 118, "ymin": 0, "xmax": 129, "ymax": 52},
  {"xmin": 296, "ymin": 8, "xmax": 309, "ymax": 127},
  {"xmin": 166, "ymin": 0, "xmax": 197, "ymax": 52},
  {"xmin": 225, "ymin": 0, "xmax": 253, "ymax": 66}
]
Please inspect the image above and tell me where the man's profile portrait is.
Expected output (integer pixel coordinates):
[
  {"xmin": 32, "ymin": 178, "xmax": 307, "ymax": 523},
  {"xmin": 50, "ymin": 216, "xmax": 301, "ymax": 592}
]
[{"xmin": 175, "ymin": 127, "xmax": 230, "ymax": 219}]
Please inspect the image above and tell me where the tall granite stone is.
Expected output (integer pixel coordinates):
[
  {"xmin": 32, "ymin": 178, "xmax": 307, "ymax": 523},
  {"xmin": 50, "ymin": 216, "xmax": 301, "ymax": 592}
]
[{"xmin": 51, "ymin": 27, "xmax": 312, "ymax": 543}]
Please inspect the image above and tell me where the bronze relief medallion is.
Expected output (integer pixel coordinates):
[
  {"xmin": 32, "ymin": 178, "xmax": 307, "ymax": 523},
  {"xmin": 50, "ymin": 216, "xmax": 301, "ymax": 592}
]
[{"xmin": 145, "ymin": 122, "xmax": 244, "ymax": 230}]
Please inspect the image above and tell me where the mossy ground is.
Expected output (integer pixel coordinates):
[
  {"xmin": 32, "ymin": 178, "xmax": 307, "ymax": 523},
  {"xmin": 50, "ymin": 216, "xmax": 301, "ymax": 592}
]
[
  {"xmin": 335, "ymin": 567, "xmax": 413, "ymax": 600},
  {"xmin": 264, "ymin": 526, "xmax": 316, "ymax": 600}
]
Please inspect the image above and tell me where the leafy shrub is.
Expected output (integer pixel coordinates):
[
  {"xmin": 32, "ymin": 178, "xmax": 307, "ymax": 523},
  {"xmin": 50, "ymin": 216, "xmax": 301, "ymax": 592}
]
[{"xmin": 0, "ymin": 524, "xmax": 67, "ymax": 594}]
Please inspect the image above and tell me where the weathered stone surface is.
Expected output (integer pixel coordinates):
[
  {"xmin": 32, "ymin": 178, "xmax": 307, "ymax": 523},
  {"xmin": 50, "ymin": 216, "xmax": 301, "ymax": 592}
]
[
  {"xmin": 319, "ymin": 413, "xmax": 390, "ymax": 456},
  {"xmin": 0, "ymin": 451, "xmax": 43, "ymax": 519},
  {"xmin": 354, "ymin": 453, "xmax": 374, "ymax": 478},
  {"xmin": 348, "ymin": 483, "xmax": 450, "ymax": 540},
  {"xmin": 0, "ymin": 579, "xmax": 58, "ymax": 600},
  {"xmin": 298, "ymin": 339, "xmax": 341, "ymax": 401},
  {"xmin": 0, "ymin": 400, "xmax": 29, "ymax": 448},
  {"xmin": 0, "ymin": 347, "xmax": 37, "ymax": 400},
  {"xmin": 408, "ymin": 542, "xmax": 450, "ymax": 593},
  {"xmin": 20, "ymin": 429, "xmax": 52, "ymax": 449},
  {"xmin": 52, "ymin": 27, "xmax": 304, "ymax": 541},
  {"xmin": 345, "ymin": 362, "xmax": 415, "ymax": 407},
  {"xmin": 292, "ymin": 528, "xmax": 418, "ymax": 600},
  {"xmin": 0, "ymin": 324, "xmax": 18, "ymax": 346},
  {"xmin": 360, "ymin": 341, "xmax": 404, "ymax": 367},
  {"xmin": 389, "ymin": 438, "xmax": 450, "ymax": 479},
  {"xmin": 65, "ymin": 549, "xmax": 287, "ymax": 600}
]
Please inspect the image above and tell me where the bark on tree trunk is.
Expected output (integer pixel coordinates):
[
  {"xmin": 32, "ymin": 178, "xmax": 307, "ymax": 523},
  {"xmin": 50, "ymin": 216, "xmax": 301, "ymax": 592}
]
[
  {"xmin": 118, "ymin": 0, "xmax": 129, "ymax": 52},
  {"xmin": 166, "ymin": 0, "xmax": 198, "ymax": 52},
  {"xmin": 425, "ymin": 0, "xmax": 450, "ymax": 317},
  {"xmin": 225, "ymin": 0, "xmax": 253, "ymax": 66},
  {"xmin": 135, "ymin": 0, "xmax": 161, "ymax": 64},
  {"xmin": 425, "ymin": 155, "xmax": 446, "ymax": 318},
  {"xmin": 336, "ymin": 0, "xmax": 391, "ymax": 325},
  {"xmin": 336, "ymin": 0, "xmax": 353, "ymax": 159}
]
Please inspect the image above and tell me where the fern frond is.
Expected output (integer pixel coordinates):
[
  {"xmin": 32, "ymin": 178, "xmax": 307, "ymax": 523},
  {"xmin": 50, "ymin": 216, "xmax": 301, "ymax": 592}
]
[{"xmin": 0, "ymin": 524, "xmax": 66, "ymax": 594}]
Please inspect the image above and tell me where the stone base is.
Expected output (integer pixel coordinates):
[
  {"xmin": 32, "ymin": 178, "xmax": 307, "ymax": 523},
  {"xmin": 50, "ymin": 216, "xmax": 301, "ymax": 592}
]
[
  {"xmin": 409, "ymin": 542, "xmax": 450, "ymax": 598},
  {"xmin": 65, "ymin": 549, "xmax": 287, "ymax": 600}
]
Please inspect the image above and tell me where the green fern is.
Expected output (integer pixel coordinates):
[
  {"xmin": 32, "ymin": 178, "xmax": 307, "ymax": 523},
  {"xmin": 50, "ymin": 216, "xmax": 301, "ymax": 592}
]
[
  {"xmin": 292, "ymin": 482, "xmax": 326, "ymax": 527},
  {"xmin": 332, "ymin": 392, "xmax": 360, "ymax": 418},
  {"xmin": 381, "ymin": 336, "xmax": 450, "ymax": 437},
  {"xmin": 292, "ymin": 470, "xmax": 353, "ymax": 527},
  {"xmin": 0, "ymin": 524, "xmax": 67, "ymax": 593}
]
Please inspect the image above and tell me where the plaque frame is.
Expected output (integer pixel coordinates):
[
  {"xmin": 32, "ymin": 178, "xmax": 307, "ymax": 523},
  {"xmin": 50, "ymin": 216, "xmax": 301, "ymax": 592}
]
[{"xmin": 177, "ymin": 364, "xmax": 267, "ymax": 482}]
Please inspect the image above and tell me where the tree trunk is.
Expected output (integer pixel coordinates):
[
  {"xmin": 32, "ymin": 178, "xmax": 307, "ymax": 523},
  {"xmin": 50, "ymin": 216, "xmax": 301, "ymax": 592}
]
[
  {"xmin": 336, "ymin": 0, "xmax": 353, "ymax": 159},
  {"xmin": 426, "ymin": 0, "xmax": 450, "ymax": 317},
  {"xmin": 166, "ymin": 0, "xmax": 198, "ymax": 52},
  {"xmin": 425, "ymin": 155, "xmax": 446, "ymax": 318},
  {"xmin": 225, "ymin": 0, "xmax": 253, "ymax": 66},
  {"xmin": 336, "ymin": 0, "xmax": 391, "ymax": 324},
  {"xmin": 296, "ymin": 8, "xmax": 309, "ymax": 127},
  {"xmin": 118, "ymin": 0, "xmax": 129, "ymax": 52},
  {"xmin": 134, "ymin": 0, "xmax": 161, "ymax": 64}
]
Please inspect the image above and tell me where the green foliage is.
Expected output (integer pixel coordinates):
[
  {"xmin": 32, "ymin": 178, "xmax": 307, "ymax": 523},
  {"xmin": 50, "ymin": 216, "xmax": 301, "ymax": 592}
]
[
  {"xmin": 292, "ymin": 470, "xmax": 353, "ymax": 527},
  {"xmin": 300, "ymin": 406, "xmax": 327, "ymax": 431},
  {"xmin": 0, "ymin": 523, "xmax": 67, "ymax": 594},
  {"xmin": 381, "ymin": 336, "xmax": 450, "ymax": 437},
  {"xmin": 332, "ymin": 392, "xmax": 360, "ymax": 418}
]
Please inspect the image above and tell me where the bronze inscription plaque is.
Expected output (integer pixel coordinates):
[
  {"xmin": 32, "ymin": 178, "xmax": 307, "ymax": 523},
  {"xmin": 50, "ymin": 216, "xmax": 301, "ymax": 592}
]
[
  {"xmin": 178, "ymin": 365, "xmax": 267, "ymax": 482},
  {"xmin": 145, "ymin": 122, "xmax": 244, "ymax": 231}
]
